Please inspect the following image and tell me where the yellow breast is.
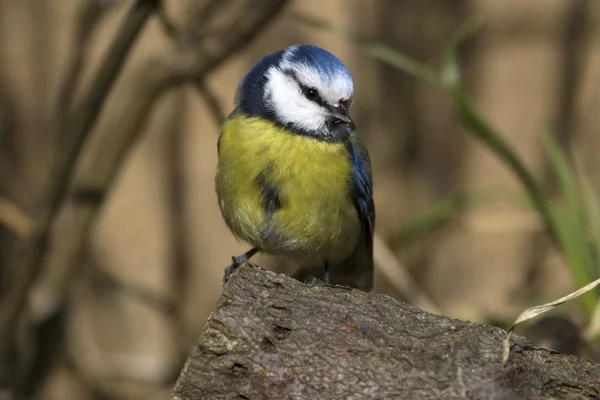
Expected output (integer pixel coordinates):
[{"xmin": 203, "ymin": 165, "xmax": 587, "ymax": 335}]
[{"xmin": 215, "ymin": 115, "xmax": 360, "ymax": 263}]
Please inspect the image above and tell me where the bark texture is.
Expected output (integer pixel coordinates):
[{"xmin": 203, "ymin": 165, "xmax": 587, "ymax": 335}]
[{"xmin": 171, "ymin": 264, "xmax": 600, "ymax": 400}]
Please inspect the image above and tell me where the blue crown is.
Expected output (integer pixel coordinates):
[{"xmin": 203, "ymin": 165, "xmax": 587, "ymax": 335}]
[{"xmin": 286, "ymin": 45, "xmax": 352, "ymax": 83}]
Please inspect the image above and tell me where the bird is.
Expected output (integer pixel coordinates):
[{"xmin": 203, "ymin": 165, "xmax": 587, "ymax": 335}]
[{"xmin": 215, "ymin": 44, "xmax": 375, "ymax": 291}]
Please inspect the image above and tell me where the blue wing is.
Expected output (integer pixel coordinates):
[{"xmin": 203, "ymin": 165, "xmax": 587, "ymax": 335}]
[{"xmin": 349, "ymin": 137, "xmax": 375, "ymax": 262}]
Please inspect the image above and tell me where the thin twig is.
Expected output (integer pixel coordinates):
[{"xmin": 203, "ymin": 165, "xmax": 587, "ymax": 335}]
[
  {"xmin": 156, "ymin": 3, "xmax": 223, "ymax": 120},
  {"xmin": 0, "ymin": 198, "xmax": 33, "ymax": 239},
  {"xmin": 0, "ymin": 0, "xmax": 159, "ymax": 370},
  {"xmin": 192, "ymin": 0, "xmax": 230, "ymax": 34},
  {"xmin": 51, "ymin": 0, "xmax": 115, "ymax": 143},
  {"xmin": 193, "ymin": 0, "xmax": 289, "ymax": 77},
  {"xmin": 90, "ymin": 261, "xmax": 177, "ymax": 315},
  {"xmin": 194, "ymin": 78, "xmax": 226, "ymax": 123},
  {"xmin": 157, "ymin": 0, "xmax": 177, "ymax": 37}
]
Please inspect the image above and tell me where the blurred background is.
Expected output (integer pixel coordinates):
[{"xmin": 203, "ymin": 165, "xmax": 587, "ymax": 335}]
[{"xmin": 0, "ymin": 0, "xmax": 599, "ymax": 398}]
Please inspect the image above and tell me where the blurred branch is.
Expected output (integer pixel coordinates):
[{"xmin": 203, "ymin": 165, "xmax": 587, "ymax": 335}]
[
  {"xmin": 158, "ymin": 0, "xmax": 289, "ymax": 78},
  {"xmin": 555, "ymin": 0, "xmax": 590, "ymax": 146},
  {"xmin": 194, "ymin": 79, "xmax": 226, "ymax": 123},
  {"xmin": 189, "ymin": 0, "xmax": 232, "ymax": 35},
  {"xmin": 0, "ymin": 0, "xmax": 159, "ymax": 381},
  {"xmin": 165, "ymin": 85, "xmax": 192, "ymax": 353},
  {"xmin": 28, "ymin": 0, "xmax": 52, "ymax": 136},
  {"xmin": 90, "ymin": 261, "xmax": 177, "ymax": 316},
  {"xmin": 51, "ymin": 0, "xmax": 117, "ymax": 143},
  {"xmin": 157, "ymin": 0, "xmax": 177, "ymax": 36},
  {"xmin": 0, "ymin": 198, "xmax": 33, "ymax": 239},
  {"xmin": 30, "ymin": 0, "xmax": 289, "ymax": 328}
]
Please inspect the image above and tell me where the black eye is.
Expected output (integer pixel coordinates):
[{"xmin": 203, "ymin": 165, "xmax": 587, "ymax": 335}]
[{"xmin": 303, "ymin": 87, "xmax": 319, "ymax": 101}]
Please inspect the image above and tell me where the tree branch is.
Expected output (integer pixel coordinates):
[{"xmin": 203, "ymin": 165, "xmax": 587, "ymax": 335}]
[{"xmin": 171, "ymin": 264, "xmax": 600, "ymax": 400}]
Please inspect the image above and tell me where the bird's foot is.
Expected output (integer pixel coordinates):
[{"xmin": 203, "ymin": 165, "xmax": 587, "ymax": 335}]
[
  {"xmin": 304, "ymin": 275, "xmax": 327, "ymax": 286},
  {"xmin": 222, "ymin": 260, "xmax": 241, "ymax": 286},
  {"xmin": 304, "ymin": 263, "xmax": 330, "ymax": 286},
  {"xmin": 222, "ymin": 248, "xmax": 259, "ymax": 286}
]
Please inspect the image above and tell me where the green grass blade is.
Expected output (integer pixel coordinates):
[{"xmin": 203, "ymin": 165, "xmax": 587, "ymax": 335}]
[
  {"xmin": 544, "ymin": 136, "xmax": 597, "ymax": 315},
  {"xmin": 574, "ymin": 149, "xmax": 600, "ymax": 279},
  {"xmin": 545, "ymin": 134, "xmax": 595, "ymax": 282},
  {"xmin": 545, "ymin": 134, "xmax": 586, "ymax": 231},
  {"xmin": 549, "ymin": 202, "xmax": 597, "ymax": 311}
]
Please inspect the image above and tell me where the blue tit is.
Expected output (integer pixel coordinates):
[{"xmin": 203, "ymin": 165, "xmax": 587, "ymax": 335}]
[{"xmin": 216, "ymin": 44, "xmax": 375, "ymax": 291}]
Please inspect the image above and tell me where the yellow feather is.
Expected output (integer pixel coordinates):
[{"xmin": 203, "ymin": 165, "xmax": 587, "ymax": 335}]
[{"xmin": 215, "ymin": 114, "xmax": 360, "ymax": 263}]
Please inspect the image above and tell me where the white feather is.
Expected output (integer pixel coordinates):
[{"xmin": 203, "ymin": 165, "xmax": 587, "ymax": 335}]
[
  {"xmin": 263, "ymin": 47, "xmax": 354, "ymax": 132},
  {"xmin": 264, "ymin": 67, "xmax": 326, "ymax": 131}
]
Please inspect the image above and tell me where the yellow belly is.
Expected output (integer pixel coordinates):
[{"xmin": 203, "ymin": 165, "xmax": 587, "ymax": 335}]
[{"xmin": 215, "ymin": 115, "xmax": 360, "ymax": 263}]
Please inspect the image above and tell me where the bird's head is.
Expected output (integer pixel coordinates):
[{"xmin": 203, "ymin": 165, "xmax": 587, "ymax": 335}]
[{"xmin": 235, "ymin": 45, "xmax": 355, "ymax": 141}]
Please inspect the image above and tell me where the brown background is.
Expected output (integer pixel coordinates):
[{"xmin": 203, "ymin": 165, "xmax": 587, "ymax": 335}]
[{"xmin": 0, "ymin": 0, "xmax": 598, "ymax": 398}]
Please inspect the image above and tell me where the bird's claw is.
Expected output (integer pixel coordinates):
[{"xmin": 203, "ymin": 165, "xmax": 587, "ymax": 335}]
[
  {"xmin": 304, "ymin": 275, "xmax": 327, "ymax": 286},
  {"xmin": 222, "ymin": 258, "xmax": 242, "ymax": 286},
  {"xmin": 222, "ymin": 248, "xmax": 258, "ymax": 287}
]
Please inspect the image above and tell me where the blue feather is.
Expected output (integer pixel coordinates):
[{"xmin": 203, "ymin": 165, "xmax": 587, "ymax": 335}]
[
  {"xmin": 286, "ymin": 45, "xmax": 352, "ymax": 83},
  {"xmin": 235, "ymin": 50, "xmax": 286, "ymax": 117},
  {"xmin": 349, "ymin": 145, "xmax": 375, "ymax": 258}
]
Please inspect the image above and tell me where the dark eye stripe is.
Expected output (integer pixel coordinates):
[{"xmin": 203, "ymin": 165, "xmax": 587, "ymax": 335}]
[{"xmin": 282, "ymin": 69, "xmax": 327, "ymax": 107}]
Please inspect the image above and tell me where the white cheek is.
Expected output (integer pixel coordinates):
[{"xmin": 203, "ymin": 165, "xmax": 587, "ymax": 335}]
[{"xmin": 265, "ymin": 69, "xmax": 327, "ymax": 132}]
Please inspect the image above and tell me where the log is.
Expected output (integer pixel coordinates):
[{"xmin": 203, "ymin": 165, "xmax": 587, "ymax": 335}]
[{"xmin": 170, "ymin": 264, "xmax": 600, "ymax": 400}]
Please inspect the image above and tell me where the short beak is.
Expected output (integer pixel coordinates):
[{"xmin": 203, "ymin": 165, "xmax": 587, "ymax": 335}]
[{"xmin": 329, "ymin": 104, "xmax": 353, "ymax": 126}]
